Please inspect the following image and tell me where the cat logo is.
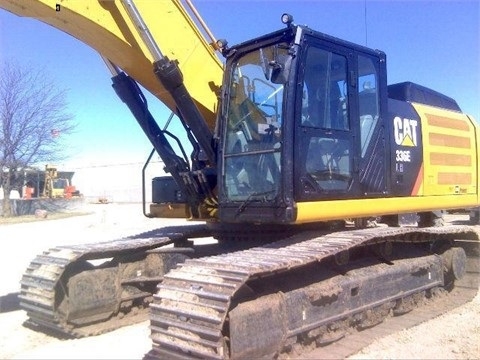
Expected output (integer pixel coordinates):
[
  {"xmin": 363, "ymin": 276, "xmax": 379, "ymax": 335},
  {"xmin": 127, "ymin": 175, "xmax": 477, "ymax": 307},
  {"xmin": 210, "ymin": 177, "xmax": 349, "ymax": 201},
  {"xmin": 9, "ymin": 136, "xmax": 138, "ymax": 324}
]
[{"xmin": 394, "ymin": 117, "xmax": 418, "ymax": 147}]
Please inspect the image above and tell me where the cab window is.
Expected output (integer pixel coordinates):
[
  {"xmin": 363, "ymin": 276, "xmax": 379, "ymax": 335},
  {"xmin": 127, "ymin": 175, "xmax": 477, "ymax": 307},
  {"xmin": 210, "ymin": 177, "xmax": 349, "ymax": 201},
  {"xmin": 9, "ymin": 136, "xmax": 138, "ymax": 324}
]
[
  {"xmin": 358, "ymin": 55, "xmax": 380, "ymax": 157},
  {"xmin": 300, "ymin": 46, "xmax": 352, "ymax": 193}
]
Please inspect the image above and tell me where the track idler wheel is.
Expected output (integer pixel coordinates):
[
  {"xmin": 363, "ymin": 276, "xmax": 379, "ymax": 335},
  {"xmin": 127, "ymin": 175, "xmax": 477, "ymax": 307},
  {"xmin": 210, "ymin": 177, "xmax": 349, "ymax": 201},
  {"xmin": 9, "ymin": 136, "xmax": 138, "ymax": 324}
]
[{"xmin": 441, "ymin": 247, "xmax": 467, "ymax": 283}]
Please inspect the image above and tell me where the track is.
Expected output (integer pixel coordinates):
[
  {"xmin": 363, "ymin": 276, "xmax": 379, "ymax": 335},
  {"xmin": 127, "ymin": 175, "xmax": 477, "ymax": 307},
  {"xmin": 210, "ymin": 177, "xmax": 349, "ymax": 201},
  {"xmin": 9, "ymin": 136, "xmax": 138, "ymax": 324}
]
[
  {"xmin": 18, "ymin": 218, "xmax": 480, "ymax": 359},
  {"xmin": 300, "ymin": 238, "xmax": 480, "ymax": 359},
  {"xmin": 19, "ymin": 224, "xmax": 211, "ymax": 337},
  {"xmin": 146, "ymin": 225, "xmax": 480, "ymax": 359}
]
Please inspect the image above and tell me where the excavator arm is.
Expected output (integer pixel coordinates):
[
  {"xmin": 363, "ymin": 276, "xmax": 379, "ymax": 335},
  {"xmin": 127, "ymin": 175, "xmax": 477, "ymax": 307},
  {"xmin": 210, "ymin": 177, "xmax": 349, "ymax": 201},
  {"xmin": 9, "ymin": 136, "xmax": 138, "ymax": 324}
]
[
  {"xmin": 0, "ymin": 0, "xmax": 223, "ymax": 129},
  {"xmin": 1, "ymin": 0, "xmax": 225, "ymax": 217}
]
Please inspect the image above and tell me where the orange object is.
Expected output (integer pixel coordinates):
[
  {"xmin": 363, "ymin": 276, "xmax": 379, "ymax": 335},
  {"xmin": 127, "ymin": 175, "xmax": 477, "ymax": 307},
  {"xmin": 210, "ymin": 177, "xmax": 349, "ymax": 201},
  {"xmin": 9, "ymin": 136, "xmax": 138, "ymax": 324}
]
[{"xmin": 24, "ymin": 186, "xmax": 34, "ymax": 199}]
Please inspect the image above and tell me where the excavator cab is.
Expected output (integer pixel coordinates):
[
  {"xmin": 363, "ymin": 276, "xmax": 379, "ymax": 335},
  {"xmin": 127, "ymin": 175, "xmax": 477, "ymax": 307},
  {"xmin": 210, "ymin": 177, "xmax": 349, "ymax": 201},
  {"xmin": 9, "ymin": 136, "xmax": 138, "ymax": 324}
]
[
  {"xmin": 218, "ymin": 21, "xmax": 388, "ymax": 224},
  {"xmin": 222, "ymin": 42, "xmax": 286, "ymax": 202}
]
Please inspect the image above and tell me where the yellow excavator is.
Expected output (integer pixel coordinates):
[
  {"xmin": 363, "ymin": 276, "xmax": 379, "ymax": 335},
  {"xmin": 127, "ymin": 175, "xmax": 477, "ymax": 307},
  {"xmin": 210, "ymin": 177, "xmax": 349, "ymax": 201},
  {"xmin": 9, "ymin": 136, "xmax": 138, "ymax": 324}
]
[{"xmin": 1, "ymin": 1, "xmax": 479, "ymax": 358}]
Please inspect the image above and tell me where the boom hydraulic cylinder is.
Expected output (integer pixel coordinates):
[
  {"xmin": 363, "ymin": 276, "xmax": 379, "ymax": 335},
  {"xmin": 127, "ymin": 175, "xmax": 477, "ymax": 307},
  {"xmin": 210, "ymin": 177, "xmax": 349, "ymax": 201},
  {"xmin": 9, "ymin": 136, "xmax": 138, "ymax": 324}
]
[{"xmin": 120, "ymin": 0, "xmax": 216, "ymax": 166}]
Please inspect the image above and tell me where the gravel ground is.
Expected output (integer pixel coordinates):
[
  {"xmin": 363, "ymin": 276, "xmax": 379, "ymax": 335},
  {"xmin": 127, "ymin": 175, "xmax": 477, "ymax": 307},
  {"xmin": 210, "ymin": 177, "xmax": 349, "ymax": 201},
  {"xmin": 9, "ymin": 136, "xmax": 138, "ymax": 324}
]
[
  {"xmin": 0, "ymin": 204, "xmax": 478, "ymax": 359},
  {"xmin": 348, "ymin": 291, "xmax": 480, "ymax": 359}
]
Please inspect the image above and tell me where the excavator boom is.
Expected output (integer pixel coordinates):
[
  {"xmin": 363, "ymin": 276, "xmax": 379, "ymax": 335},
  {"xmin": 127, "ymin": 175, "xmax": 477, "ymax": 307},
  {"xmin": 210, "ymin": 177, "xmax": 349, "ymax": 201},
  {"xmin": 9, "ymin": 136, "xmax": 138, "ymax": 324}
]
[
  {"xmin": 1, "ymin": 0, "xmax": 224, "ymax": 217},
  {"xmin": 0, "ymin": 0, "xmax": 223, "ymax": 129}
]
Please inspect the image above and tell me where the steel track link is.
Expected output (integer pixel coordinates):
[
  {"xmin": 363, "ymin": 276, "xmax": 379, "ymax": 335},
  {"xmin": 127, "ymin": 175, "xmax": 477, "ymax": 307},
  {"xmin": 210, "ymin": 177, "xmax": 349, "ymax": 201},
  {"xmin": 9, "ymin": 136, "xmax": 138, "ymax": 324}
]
[
  {"xmin": 146, "ymin": 225, "xmax": 480, "ymax": 359},
  {"xmin": 19, "ymin": 224, "xmax": 210, "ymax": 337},
  {"xmin": 300, "ymin": 238, "xmax": 480, "ymax": 359}
]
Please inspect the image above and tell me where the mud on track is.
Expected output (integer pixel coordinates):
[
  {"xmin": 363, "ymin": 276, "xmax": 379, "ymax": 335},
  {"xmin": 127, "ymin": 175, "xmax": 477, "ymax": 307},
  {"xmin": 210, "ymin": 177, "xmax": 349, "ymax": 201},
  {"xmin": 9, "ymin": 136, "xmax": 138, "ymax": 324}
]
[
  {"xmin": 302, "ymin": 237, "xmax": 480, "ymax": 359},
  {"xmin": 0, "ymin": 209, "xmax": 479, "ymax": 359}
]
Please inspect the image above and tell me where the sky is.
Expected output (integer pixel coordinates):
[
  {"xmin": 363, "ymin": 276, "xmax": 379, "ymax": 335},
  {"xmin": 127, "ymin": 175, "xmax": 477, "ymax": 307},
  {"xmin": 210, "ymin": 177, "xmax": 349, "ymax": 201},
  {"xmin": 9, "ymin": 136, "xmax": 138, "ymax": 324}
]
[{"xmin": 0, "ymin": 0, "xmax": 479, "ymax": 173}]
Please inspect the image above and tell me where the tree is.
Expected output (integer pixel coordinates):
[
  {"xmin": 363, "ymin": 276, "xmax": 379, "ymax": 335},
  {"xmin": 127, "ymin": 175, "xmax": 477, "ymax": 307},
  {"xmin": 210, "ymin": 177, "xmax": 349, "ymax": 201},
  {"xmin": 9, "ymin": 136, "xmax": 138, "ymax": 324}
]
[{"xmin": 0, "ymin": 61, "xmax": 75, "ymax": 216}]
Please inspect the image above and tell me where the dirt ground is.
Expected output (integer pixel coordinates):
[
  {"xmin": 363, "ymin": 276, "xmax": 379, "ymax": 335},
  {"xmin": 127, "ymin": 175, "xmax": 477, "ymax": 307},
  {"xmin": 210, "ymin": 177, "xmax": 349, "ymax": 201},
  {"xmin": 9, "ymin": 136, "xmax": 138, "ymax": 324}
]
[
  {"xmin": 0, "ymin": 205, "xmax": 478, "ymax": 359},
  {"xmin": 349, "ymin": 291, "xmax": 480, "ymax": 359}
]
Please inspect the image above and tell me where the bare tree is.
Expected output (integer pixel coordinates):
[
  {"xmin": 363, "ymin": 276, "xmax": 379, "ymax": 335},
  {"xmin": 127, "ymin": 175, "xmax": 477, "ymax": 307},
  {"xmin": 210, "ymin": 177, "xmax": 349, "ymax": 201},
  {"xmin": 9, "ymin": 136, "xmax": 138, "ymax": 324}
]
[{"xmin": 0, "ymin": 61, "xmax": 75, "ymax": 216}]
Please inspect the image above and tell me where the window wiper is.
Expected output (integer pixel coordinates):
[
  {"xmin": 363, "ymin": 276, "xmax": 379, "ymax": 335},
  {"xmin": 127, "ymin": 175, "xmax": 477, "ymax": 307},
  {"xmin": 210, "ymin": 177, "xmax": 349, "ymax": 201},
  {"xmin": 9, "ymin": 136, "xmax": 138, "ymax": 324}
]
[{"xmin": 236, "ymin": 190, "xmax": 276, "ymax": 215}]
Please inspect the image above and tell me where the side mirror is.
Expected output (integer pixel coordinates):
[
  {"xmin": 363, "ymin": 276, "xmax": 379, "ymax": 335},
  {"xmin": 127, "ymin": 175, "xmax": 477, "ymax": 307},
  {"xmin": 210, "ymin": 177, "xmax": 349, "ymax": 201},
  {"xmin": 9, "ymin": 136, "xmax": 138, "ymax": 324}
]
[{"xmin": 270, "ymin": 54, "xmax": 292, "ymax": 84}]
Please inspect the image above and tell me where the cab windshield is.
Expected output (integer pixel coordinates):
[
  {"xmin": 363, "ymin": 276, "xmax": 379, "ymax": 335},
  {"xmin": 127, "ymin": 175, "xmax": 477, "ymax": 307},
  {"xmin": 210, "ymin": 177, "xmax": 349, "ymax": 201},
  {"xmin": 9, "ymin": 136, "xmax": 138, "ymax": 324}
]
[{"xmin": 223, "ymin": 44, "xmax": 288, "ymax": 201}]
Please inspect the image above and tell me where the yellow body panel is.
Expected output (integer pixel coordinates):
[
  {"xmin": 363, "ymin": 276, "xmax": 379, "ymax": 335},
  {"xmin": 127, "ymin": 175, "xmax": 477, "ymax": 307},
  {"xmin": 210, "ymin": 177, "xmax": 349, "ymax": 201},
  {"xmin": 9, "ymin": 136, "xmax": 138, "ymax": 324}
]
[
  {"xmin": 472, "ymin": 114, "xmax": 480, "ymax": 205},
  {"xmin": 413, "ymin": 103, "xmax": 478, "ymax": 196},
  {"xmin": 296, "ymin": 194, "xmax": 478, "ymax": 224},
  {"xmin": 0, "ymin": 0, "xmax": 223, "ymax": 128}
]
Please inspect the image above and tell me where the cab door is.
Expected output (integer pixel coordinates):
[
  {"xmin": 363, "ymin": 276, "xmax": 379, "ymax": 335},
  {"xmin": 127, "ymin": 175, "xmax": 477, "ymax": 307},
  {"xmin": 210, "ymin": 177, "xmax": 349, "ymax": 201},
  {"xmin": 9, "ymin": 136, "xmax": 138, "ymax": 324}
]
[
  {"xmin": 294, "ymin": 41, "xmax": 358, "ymax": 201},
  {"xmin": 294, "ymin": 41, "xmax": 388, "ymax": 202}
]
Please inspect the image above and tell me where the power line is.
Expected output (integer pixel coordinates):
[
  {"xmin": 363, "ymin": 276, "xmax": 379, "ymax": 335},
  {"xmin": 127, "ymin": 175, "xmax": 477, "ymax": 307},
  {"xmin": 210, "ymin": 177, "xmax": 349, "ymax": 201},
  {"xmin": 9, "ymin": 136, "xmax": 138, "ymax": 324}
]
[{"xmin": 364, "ymin": 0, "xmax": 368, "ymax": 46}]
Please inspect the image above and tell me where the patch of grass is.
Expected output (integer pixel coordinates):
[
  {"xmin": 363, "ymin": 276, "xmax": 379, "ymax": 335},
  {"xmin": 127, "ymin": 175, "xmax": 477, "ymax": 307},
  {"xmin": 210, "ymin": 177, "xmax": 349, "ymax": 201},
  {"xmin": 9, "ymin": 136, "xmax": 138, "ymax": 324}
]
[{"xmin": 0, "ymin": 211, "xmax": 92, "ymax": 225}]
